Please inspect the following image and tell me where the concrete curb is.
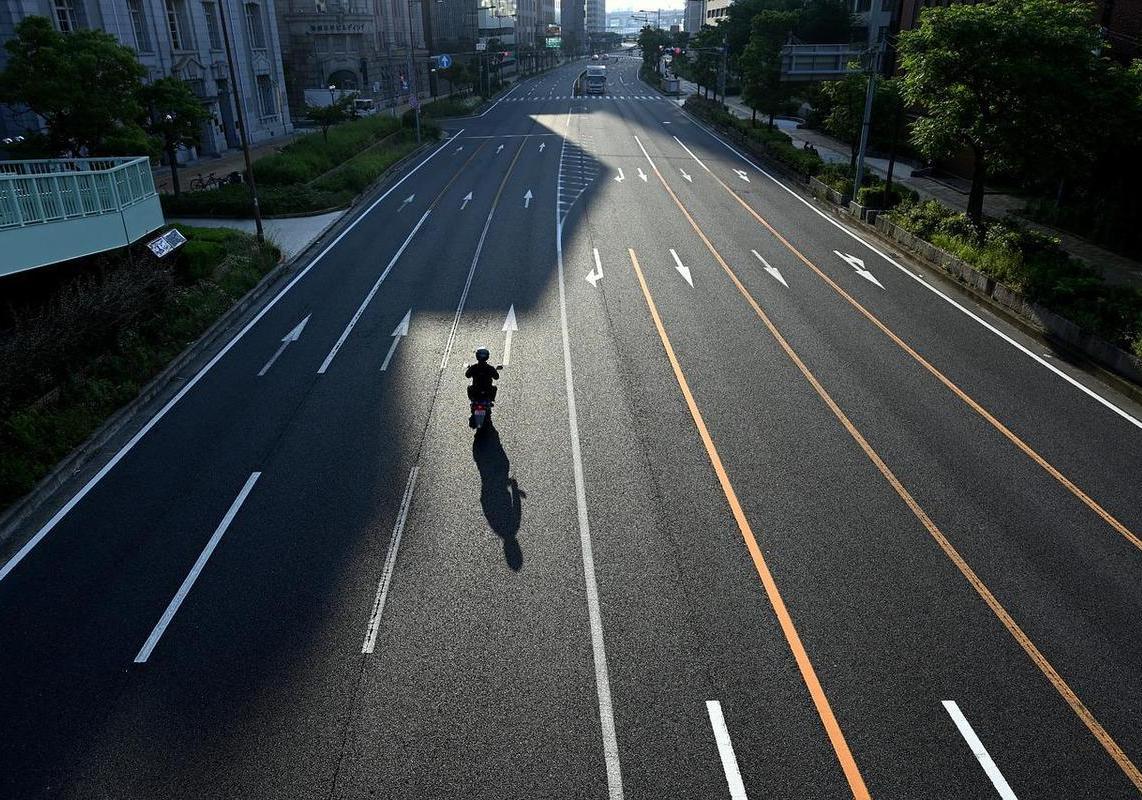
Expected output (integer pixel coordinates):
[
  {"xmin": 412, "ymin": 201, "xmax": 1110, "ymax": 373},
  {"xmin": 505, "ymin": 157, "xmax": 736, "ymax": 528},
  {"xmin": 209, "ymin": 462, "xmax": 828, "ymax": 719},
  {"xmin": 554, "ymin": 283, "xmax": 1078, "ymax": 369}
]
[{"xmin": 0, "ymin": 139, "xmax": 436, "ymax": 557}]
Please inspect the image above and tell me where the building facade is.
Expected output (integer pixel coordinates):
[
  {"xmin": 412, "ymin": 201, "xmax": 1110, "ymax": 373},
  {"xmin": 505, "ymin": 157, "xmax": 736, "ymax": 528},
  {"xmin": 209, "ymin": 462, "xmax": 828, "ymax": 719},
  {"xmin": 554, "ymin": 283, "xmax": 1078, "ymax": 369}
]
[
  {"xmin": 684, "ymin": 0, "xmax": 703, "ymax": 34},
  {"xmin": 274, "ymin": 0, "xmax": 431, "ymax": 117},
  {"xmin": 584, "ymin": 0, "xmax": 602, "ymax": 35},
  {"xmin": 560, "ymin": 0, "xmax": 583, "ymax": 52},
  {"xmin": 0, "ymin": 0, "xmax": 292, "ymax": 152}
]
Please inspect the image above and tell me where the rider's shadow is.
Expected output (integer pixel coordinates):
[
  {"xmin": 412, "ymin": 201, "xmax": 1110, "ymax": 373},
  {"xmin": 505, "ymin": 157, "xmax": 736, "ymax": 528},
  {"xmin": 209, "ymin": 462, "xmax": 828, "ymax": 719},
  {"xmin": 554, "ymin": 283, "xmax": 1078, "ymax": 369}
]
[{"xmin": 472, "ymin": 426, "xmax": 525, "ymax": 571}]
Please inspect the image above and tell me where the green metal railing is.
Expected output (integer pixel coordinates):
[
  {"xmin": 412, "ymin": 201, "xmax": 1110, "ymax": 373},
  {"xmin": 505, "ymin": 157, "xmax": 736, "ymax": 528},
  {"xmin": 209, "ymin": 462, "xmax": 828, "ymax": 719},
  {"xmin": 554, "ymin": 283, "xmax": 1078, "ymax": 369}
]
[{"xmin": 0, "ymin": 157, "xmax": 156, "ymax": 230}]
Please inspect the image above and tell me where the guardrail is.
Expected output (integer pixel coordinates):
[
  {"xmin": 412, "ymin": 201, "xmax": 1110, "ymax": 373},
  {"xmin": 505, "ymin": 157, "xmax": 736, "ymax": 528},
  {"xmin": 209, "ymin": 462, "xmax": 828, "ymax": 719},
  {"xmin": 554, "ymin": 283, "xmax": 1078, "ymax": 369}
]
[
  {"xmin": 0, "ymin": 157, "xmax": 164, "ymax": 276},
  {"xmin": 0, "ymin": 157, "xmax": 156, "ymax": 229}
]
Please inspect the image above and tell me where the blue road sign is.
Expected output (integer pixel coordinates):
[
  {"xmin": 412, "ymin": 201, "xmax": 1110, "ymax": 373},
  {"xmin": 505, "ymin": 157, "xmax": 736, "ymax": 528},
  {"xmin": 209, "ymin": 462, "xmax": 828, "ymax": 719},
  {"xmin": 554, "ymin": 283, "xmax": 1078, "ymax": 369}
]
[{"xmin": 437, "ymin": 54, "xmax": 452, "ymax": 69}]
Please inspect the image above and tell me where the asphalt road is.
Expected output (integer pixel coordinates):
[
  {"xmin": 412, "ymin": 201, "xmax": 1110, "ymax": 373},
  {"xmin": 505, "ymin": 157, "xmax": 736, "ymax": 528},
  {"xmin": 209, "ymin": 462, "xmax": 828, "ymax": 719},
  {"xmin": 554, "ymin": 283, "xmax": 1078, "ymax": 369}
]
[{"xmin": 2, "ymin": 54, "xmax": 1141, "ymax": 799}]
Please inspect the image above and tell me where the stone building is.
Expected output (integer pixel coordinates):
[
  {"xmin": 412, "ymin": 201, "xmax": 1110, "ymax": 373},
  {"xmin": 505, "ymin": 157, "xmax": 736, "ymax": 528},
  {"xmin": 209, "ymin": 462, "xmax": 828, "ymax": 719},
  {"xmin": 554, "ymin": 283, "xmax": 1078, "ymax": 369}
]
[{"xmin": 0, "ymin": 0, "xmax": 292, "ymax": 153}]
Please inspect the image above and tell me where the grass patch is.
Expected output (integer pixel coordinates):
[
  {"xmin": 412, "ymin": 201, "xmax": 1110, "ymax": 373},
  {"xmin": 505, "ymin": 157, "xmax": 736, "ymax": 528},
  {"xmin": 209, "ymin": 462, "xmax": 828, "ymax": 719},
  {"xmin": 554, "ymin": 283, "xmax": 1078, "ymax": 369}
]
[
  {"xmin": 162, "ymin": 115, "xmax": 435, "ymax": 217},
  {"xmin": 0, "ymin": 225, "xmax": 280, "ymax": 511},
  {"xmin": 682, "ymin": 94, "xmax": 824, "ymax": 178},
  {"xmin": 418, "ymin": 95, "xmax": 483, "ymax": 118}
]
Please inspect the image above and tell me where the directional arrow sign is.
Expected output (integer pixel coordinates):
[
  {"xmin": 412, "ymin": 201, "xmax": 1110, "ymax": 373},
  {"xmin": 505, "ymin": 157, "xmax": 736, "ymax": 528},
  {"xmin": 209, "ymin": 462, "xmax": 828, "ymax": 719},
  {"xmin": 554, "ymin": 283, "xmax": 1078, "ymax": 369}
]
[
  {"xmin": 586, "ymin": 248, "xmax": 604, "ymax": 287},
  {"xmin": 679, "ymin": 168, "xmax": 692, "ymax": 183},
  {"xmin": 399, "ymin": 194, "xmax": 415, "ymax": 212},
  {"xmin": 258, "ymin": 314, "xmax": 310, "ymax": 376},
  {"xmin": 637, "ymin": 168, "xmax": 648, "ymax": 182},
  {"xmin": 615, "ymin": 168, "xmax": 625, "ymax": 183},
  {"xmin": 751, "ymin": 250, "xmax": 788, "ymax": 288},
  {"xmin": 524, "ymin": 189, "xmax": 533, "ymax": 208},
  {"xmin": 496, "ymin": 144, "xmax": 504, "ymax": 154},
  {"xmin": 539, "ymin": 141, "xmax": 546, "ymax": 152},
  {"xmin": 501, "ymin": 305, "xmax": 518, "ymax": 366},
  {"xmin": 460, "ymin": 191, "xmax": 473, "ymax": 210},
  {"xmin": 669, "ymin": 249, "xmax": 693, "ymax": 287},
  {"xmin": 734, "ymin": 169, "xmax": 750, "ymax": 182},
  {"xmin": 380, "ymin": 309, "xmax": 411, "ymax": 372},
  {"xmin": 834, "ymin": 250, "xmax": 884, "ymax": 289}
]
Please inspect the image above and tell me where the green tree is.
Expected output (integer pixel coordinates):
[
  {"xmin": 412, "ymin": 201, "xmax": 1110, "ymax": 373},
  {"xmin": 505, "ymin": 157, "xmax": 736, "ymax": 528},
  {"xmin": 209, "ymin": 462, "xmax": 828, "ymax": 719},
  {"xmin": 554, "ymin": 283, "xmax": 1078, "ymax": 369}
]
[
  {"xmin": 819, "ymin": 69, "xmax": 865, "ymax": 168},
  {"xmin": 637, "ymin": 25, "xmax": 672, "ymax": 77},
  {"xmin": 0, "ymin": 15, "xmax": 147, "ymax": 155},
  {"xmin": 141, "ymin": 77, "xmax": 209, "ymax": 196},
  {"xmin": 897, "ymin": 0, "xmax": 1101, "ymax": 227},
  {"xmin": 305, "ymin": 96, "xmax": 353, "ymax": 142},
  {"xmin": 739, "ymin": 9, "xmax": 798, "ymax": 126},
  {"xmin": 688, "ymin": 25, "xmax": 723, "ymax": 99}
]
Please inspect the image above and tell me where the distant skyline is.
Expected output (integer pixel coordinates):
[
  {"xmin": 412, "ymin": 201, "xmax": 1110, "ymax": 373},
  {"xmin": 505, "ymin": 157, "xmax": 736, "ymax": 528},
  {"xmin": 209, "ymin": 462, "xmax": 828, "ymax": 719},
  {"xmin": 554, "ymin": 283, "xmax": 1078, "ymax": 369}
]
[{"xmin": 559, "ymin": 0, "xmax": 686, "ymax": 15}]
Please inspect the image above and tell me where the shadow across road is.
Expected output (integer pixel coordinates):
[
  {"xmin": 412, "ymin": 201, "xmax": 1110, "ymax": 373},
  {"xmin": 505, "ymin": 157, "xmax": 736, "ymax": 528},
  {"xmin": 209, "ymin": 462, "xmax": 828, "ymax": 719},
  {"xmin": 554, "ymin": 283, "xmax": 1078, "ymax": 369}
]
[{"xmin": 472, "ymin": 424, "xmax": 525, "ymax": 571}]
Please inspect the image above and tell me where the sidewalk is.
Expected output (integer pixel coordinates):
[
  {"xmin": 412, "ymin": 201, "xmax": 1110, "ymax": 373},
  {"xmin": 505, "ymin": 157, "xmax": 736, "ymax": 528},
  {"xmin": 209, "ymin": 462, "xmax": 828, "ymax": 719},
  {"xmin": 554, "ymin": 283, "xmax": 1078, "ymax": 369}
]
[
  {"xmin": 154, "ymin": 129, "xmax": 307, "ymax": 194},
  {"xmin": 170, "ymin": 210, "xmax": 345, "ymax": 262},
  {"xmin": 675, "ymin": 78, "xmax": 1142, "ymax": 291}
]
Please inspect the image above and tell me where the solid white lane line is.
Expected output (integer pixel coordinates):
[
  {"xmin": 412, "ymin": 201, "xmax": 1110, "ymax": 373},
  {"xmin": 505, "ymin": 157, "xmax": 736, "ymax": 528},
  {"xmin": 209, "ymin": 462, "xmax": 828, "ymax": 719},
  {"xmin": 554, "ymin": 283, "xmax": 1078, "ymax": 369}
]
[
  {"xmin": 317, "ymin": 209, "xmax": 430, "ymax": 374},
  {"xmin": 682, "ymin": 113, "xmax": 1142, "ymax": 430},
  {"xmin": 0, "ymin": 132, "xmax": 461, "ymax": 586},
  {"xmin": 439, "ymin": 140, "xmax": 525, "ymax": 371},
  {"xmin": 134, "ymin": 472, "xmax": 261, "ymax": 663},
  {"xmin": 362, "ymin": 466, "xmax": 418, "ymax": 654},
  {"xmin": 673, "ymin": 135, "xmax": 711, "ymax": 172},
  {"xmin": 555, "ymin": 135, "xmax": 624, "ymax": 800},
  {"xmin": 706, "ymin": 701, "xmax": 748, "ymax": 800},
  {"xmin": 942, "ymin": 701, "xmax": 1018, "ymax": 800}
]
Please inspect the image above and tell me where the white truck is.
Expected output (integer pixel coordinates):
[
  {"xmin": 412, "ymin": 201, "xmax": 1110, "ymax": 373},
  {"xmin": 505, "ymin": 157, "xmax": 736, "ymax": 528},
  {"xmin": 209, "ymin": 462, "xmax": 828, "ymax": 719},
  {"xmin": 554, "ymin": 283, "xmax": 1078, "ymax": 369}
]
[{"xmin": 584, "ymin": 64, "xmax": 607, "ymax": 95}]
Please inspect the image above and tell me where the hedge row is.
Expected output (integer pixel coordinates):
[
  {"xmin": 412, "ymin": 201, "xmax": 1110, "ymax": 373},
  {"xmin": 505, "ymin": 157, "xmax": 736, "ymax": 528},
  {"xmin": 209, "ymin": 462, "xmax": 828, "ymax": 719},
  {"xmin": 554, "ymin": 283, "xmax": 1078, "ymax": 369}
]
[
  {"xmin": 0, "ymin": 226, "xmax": 280, "ymax": 509},
  {"xmin": 683, "ymin": 95, "xmax": 823, "ymax": 177},
  {"xmin": 888, "ymin": 200, "xmax": 1142, "ymax": 354}
]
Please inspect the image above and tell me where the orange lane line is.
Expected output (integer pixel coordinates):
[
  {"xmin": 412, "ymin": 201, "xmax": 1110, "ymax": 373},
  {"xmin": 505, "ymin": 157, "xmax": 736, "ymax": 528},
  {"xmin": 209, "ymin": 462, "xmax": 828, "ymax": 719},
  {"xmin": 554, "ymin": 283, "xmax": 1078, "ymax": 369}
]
[
  {"xmin": 637, "ymin": 144, "xmax": 1142, "ymax": 794},
  {"xmin": 627, "ymin": 246, "xmax": 872, "ymax": 800},
  {"xmin": 702, "ymin": 157, "xmax": 1141, "ymax": 554}
]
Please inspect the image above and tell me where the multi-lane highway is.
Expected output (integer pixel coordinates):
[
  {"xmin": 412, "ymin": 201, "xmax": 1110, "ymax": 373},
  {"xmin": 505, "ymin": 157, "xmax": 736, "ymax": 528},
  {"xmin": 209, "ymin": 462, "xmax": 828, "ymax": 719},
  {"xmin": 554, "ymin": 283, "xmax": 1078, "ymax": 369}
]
[{"xmin": 2, "ymin": 55, "xmax": 1141, "ymax": 799}]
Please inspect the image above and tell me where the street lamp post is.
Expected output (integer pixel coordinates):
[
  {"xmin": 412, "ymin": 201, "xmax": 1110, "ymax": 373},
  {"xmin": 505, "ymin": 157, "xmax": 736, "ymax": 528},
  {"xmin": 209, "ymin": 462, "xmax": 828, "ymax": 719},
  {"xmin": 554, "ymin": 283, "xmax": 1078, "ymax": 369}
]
[
  {"xmin": 216, "ymin": 0, "xmax": 264, "ymax": 242},
  {"xmin": 328, "ymin": 83, "xmax": 336, "ymax": 105}
]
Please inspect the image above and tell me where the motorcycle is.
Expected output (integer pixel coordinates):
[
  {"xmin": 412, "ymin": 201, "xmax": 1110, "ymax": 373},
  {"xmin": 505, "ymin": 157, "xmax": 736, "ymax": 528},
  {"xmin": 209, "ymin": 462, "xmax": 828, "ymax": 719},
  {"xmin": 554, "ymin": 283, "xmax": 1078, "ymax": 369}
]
[{"xmin": 468, "ymin": 365, "xmax": 503, "ymax": 430}]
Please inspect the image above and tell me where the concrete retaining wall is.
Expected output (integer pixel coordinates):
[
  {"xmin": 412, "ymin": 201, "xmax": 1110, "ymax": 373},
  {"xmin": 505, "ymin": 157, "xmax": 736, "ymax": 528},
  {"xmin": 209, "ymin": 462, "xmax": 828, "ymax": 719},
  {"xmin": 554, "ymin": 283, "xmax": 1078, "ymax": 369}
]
[{"xmin": 874, "ymin": 215, "xmax": 1142, "ymax": 385}]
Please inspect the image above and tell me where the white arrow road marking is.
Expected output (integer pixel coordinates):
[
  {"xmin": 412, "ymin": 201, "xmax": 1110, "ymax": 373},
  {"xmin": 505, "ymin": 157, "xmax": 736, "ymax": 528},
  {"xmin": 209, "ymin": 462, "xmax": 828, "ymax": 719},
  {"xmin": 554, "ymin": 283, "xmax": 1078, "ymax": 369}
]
[
  {"xmin": 539, "ymin": 141, "xmax": 546, "ymax": 152},
  {"xmin": 258, "ymin": 314, "xmax": 310, "ymax": 376},
  {"xmin": 318, "ymin": 209, "xmax": 430, "ymax": 374},
  {"xmin": 380, "ymin": 309, "xmax": 411, "ymax": 372},
  {"xmin": 398, "ymin": 193, "xmax": 415, "ymax": 212},
  {"xmin": 835, "ymin": 250, "xmax": 885, "ymax": 289},
  {"xmin": 614, "ymin": 168, "xmax": 625, "ymax": 182},
  {"xmin": 586, "ymin": 248, "xmax": 604, "ymax": 287},
  {"xmin": 669, "ymin": 248, "xmax": 694, "ymax": 287},
  {"xmin": 454, "ymin": 145, "xmax": 464, "ymax": 153},
  {"xmin": 751, "ymin": 250, "xmax": 788, "ymax": 288},
  {"xmin": 943, "ymin": 701, "xmax": 1018, "ymax": 800},
  {"xmin": 637, "ymin": 167, "xmax": 648, "ymax": 182},
  {"xmin": 460, "ymin": 191, "xmax": 473, "ymax": 210},
  {"xmin": 680, "ymin": 168, "xmax": 693, "ymax": 182},
  {"xmin": 496, "ymin": 143, "xmax": 504, "ymax": 154},
  {"xmin": 524, "ymin": 189, "xmax": 533, "ymax": 208},
  {"xmin": 501, "ymin": 304, "xmax": 518, "ymax": 366},
  {"xmin": 734, "ymin": 169, "xmax": 750, "ymax": 182}
]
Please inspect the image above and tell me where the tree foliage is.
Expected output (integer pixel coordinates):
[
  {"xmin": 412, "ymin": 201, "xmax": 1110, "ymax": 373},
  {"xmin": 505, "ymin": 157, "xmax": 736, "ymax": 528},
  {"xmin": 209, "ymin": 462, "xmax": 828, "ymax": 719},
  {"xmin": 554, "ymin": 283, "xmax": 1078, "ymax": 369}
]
[
  {"xmin": 739, "ymin": 10, "xmax": 798, "ymax": 126},
  {"xmin": 897, "ymin": 0, "xmax": 1102, "ymax": 226},
  {"xmin": 0, "ymin": 16, "xmax": 147, "ymax": 155},
  {"xmin": 305, "ymin": 96, "xmax": 354, "ymax": 142}
]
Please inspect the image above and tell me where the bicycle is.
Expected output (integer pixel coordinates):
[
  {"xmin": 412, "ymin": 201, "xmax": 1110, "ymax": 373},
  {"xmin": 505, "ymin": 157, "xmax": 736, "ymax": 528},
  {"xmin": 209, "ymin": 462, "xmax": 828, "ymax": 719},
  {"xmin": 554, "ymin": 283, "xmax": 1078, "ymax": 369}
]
[{"xmin": 189, "ymin": 172, "xmax": 220, "ymax": 192}]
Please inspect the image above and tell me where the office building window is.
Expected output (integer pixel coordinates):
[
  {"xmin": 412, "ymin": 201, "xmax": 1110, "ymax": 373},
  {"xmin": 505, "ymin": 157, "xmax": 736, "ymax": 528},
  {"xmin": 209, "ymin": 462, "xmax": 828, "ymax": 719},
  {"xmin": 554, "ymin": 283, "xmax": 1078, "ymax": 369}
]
[
  {"xmin": 203, "ymin": 1, "xmax": 223, "ymax": 49},
  {"xmin": 127, "ymin": 0, "xmax": 151, "ymax": 49},
  {"xmin": 245, "ymin": 2, "xmax": 266, "ymax": 49},
  {"xmin": 257, "ymin": 75, "xmax": 276, "ymax": 116},
  {"xmin": 54, "ymin": 0, "xmax": 80, "ymax": 31},
  {"xmin": 166, "ymin": 0, "xmax": 194, "ymax": 49}
]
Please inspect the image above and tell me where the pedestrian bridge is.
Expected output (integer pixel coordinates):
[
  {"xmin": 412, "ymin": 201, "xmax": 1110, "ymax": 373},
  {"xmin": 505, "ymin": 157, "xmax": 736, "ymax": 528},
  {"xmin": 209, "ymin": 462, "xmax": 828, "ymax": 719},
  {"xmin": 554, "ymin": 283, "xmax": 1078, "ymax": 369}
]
[{"xmin": 0, "ymin": 157, "xmax": 165, "ymax": 277}]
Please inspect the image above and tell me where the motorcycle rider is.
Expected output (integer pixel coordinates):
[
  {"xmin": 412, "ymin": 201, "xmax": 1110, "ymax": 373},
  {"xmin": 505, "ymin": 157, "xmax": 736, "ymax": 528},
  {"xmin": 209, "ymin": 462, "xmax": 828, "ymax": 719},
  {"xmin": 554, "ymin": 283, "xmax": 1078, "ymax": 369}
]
[{"xmin": 465, "ymin": 347, "xmax": 500, "ymax": 403}]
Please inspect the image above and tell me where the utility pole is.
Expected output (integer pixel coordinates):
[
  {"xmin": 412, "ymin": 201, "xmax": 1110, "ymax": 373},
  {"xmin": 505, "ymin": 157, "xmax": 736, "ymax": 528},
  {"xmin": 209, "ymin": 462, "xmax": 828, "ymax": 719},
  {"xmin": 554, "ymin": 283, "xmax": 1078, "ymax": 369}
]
[
  {"xmin": 851, "ymin": 40, "xmax": 881, "ymax": 201},
  {"xmin": 217, "ymin": 0, "xmax": 264, "ymax": 242},
  {"xmin": 717, "ymin": 38, "xmax": 727, "ymax": 105},
  {"xmin": 405, "ymin": 0, "xmax": 421, "ymax": 143}
]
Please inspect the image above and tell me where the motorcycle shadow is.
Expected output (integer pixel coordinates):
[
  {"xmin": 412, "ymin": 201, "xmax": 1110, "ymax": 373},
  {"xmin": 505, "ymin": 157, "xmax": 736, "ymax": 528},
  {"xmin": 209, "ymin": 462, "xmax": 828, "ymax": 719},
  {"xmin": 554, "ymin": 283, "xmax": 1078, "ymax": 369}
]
[{"xmin": 472, "ymin": 425, "xmax": 526, "ymax": 571}]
